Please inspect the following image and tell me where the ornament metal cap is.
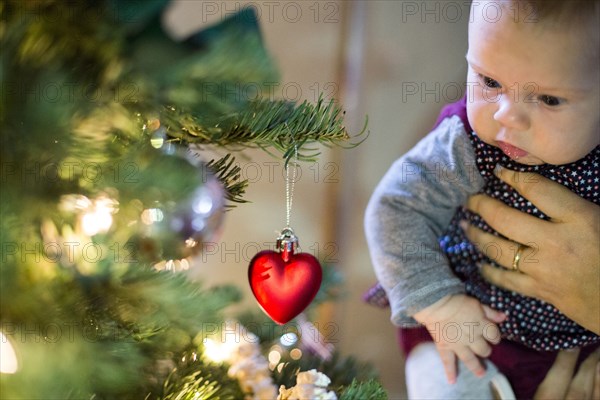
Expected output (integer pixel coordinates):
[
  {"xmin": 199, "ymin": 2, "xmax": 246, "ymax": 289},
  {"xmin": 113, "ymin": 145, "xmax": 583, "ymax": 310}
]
[{"xmin": 276, "ymin": 227, "xmax": 298, "ymax": 262}]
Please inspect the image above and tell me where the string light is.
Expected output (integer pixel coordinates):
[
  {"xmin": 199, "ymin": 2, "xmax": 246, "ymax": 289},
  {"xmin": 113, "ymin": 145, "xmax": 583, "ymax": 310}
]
[
  {"xmin": 59, "ymin": 194, "xmax": 118, "ymax": 237},
  {"xmin": 80, "ymin": 196, "xmax": 117, "ymax": 236},
  {"xmin": 201, "ymin": 321, "xmax": 278, "ymax": 399},
  {"xmin": 141, "ymin": 208, "xmax": 164, "ymax": 225},
  {"xmin": 289, "ymin": 348, "xmax": 302, "ymax": 360},
  {"xmin": 268, "ymin": 349, "xmax": 281, "ymax": 367},
  {"xmin": 0, "ymin": 332, "xmax": 18, "ymax": 374},
  {"xmin": 202, "ymin": 337, "xmax": 239, "ymax": 363},
  {"xmin": 154, "ymin": 258, "xmax": 190, "ymax": 272},
  {"xmin": 280, "ymin": 332, "xmax": 298, "ymax": 346}
]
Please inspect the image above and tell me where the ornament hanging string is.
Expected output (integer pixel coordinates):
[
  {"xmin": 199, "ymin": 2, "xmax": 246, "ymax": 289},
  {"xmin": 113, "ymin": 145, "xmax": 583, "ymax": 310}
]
[{"xmin": 285, "ymin": 145, "xmax": 299, "ymax": 229}]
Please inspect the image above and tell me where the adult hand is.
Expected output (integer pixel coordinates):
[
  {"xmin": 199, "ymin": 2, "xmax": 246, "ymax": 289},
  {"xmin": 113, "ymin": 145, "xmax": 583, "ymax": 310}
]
[
  {"xmin": 462, "ymin": 166, "xmax": 600, "ymax": 335},
  {"xmin": 534, "ymin": 348, "xmax": 600, "ymax": 399}
]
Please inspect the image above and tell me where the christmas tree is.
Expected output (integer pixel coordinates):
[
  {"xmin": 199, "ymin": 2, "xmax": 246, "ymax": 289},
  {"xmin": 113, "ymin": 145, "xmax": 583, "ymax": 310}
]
[{"xmin": 0, "ymin": 1, "xmax": 384, "ymax": 398}]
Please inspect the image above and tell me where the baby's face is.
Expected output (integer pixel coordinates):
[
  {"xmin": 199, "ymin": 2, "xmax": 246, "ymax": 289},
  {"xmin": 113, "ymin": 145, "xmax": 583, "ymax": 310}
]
[{"xmin": 465, "ymin": 2, "xmax": 599, "ymax": 165}]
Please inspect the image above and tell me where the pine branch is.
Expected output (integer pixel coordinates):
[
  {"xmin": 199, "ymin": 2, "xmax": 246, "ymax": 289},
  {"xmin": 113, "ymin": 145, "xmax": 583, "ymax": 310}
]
[
  {"xmin": 272, "ymin": 351, "xmax": 379, "ymax": 390},
  {"xmin": 161, "ymin": 96, "xmax": 368, "ymax": 166},
  {"xmin": 161, "ymin": 370, "xmax": 226, "ymax": 400},
  {"xmin": 338, "ymin": 379, "xmax": 388, "ymax": 400},
  {"xmin": 160, "ymin": 352, "xmax": 244, "ymax": 400},
  {"xmin": 159, "ymin": 97, "xmax": 367, "ymax": 204},
  {"xmin": 162, "ymin": 370, "xmax": 222, "ymax": 400},
  {"xmin": 205, "ymin": 154, "xmax": 249, "ymax": 206},
  {"xmin": 93, "ymin": 269, "xmax": 241, "ymax": 337}
]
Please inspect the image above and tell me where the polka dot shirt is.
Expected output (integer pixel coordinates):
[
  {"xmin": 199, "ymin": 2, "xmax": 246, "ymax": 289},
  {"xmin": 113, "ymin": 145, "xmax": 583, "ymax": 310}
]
[{"xmin": 440, "ymin": 130, "xmax": 600, "ymax": 351}]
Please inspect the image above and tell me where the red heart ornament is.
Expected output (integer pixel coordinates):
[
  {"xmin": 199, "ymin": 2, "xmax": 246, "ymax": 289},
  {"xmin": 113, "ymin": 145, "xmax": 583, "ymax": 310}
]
[{"xmin": 248, "ymin": 249, "xmax": 322, "ymax": 325}]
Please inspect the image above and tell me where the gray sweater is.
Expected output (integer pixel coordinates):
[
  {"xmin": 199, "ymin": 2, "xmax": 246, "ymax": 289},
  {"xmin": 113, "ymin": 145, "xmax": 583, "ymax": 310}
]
[{"xmin": 364, "ymin": 115, "xmax": 484, "ymax": 326}]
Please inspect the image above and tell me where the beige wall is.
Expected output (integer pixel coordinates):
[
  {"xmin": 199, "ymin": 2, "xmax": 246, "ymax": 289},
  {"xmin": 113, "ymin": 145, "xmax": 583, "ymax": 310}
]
[
  {"xmin": 338, "ymin": 3, "xmax": 468, "ymax": 398},
  {"xmin": 167, "ymin": 1, "xmax": 469, "ymax": 398}
]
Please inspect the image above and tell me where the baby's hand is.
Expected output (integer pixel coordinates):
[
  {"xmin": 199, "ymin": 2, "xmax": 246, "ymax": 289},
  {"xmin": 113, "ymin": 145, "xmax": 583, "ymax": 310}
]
[{"xmin": 413, "ymin": 294, "xmax": 506, "ymax": 384}]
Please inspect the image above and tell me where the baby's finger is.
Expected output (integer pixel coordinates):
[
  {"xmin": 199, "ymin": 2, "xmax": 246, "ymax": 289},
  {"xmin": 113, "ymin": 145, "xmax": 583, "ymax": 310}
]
[
  {"xmin": 470, "ymin": 338, "xmax": 492, "ymax": 358},
  {"xmin": 455, "ymin": 347, "xmax": 486, "ymax": 378},
  {"xmin": 438, "ymin": 349, "xmax": 457, "ymax": 384},
  {"xmin": 480, "ymin": 306, "xmax": 504, "ymax": 344},
  {"xmin": 482, "ymin": 304, "xmax": 507, "ymax": 324}
]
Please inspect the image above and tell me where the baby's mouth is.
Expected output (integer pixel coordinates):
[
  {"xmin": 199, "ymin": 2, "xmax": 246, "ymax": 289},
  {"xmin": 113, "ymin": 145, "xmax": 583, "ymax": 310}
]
[{"xmin": 497, "ymin": 141, "xmax": 528, "ymax": 160}]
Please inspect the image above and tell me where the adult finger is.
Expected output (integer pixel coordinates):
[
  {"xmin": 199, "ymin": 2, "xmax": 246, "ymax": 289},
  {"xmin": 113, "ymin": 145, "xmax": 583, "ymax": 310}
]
[
  {"xmin": 461, "ymin": 221, "xmax": 538, "ymax": 273},
  {"xmin": 466, "ymin": 194, "xmax": 548, "ymax": 246},
  {"xmin": 494, "ymin": 166, "xmax": 592, "ymax": 220},
  {"xmin": 534, "ymin": 349, "xmax": 580, "ymax": 399},
  {"xmin": 566, "ymin": 349, "xmax": 600, "ymax": 400},
  {"xmin": 593, "ymin": 362, "xmax": 600, "ymax": 400},
  {"xmin": 480, "ymin": 263, "xmax": 542, "ymax": 300}
]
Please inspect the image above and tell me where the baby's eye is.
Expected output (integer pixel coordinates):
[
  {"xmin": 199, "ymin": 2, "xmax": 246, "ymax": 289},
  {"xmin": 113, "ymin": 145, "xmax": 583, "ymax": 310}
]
[
  {"xmin": 539, "ymin": 95, "xmax": 562, "ymax": 107},
  {"xmin": 480, "ymin": 75, "xmax": 501, "ymax": 89}
]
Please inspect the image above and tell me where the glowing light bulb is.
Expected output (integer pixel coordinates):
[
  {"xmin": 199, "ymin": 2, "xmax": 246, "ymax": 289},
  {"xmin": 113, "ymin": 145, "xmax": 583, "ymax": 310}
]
[
  {"xmin": 280, "ymin": 332, "xmax": 298, "ymax": 346},
  {"xmin": 80, "ymin": 196, "xmax": 117, "ymax": 236},
  {"xmin": 268, "ymin": 349, "xmax": 282, "ymax": 366},
  {"xmin": 203, "ymin": 337, "xmax": 238, "ymax": 363},
  {"xmin": 0, "ymin": 332, "xmax": 18, "ymax": 374},
  {"xmin": 290, "ymin": 348, "xmax": 302, "ymax": 360},
  {"xmin": 81, "ymin": 211, "xmax": 112, "ymax": 236},
  {"xmin": 141, "ymin": 208, "xmax": 164, "ymax": 225}
]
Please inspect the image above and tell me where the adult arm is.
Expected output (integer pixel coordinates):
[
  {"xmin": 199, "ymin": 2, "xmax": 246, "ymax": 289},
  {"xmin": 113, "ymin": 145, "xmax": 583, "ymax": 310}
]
[
  {"xmin": 364, "ymin": 116, "xmax": 484, "ymax": 325},
  {"xmin": 462, "ymin": 166, "xmax": 600, "ymax": 334},
  {"xmin": 534, "ymin": 348, "xmax": 600, "ymax": 400}
]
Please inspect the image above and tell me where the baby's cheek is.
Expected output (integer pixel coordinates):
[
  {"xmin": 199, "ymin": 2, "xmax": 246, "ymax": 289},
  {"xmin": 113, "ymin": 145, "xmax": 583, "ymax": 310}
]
[
  {"xmin": 467, "ymin": 101, "xmax": 496, "ymax": 144},
  {"xmin": 466, "ymin": 96, "xmax": 484, "ymax": 121}
]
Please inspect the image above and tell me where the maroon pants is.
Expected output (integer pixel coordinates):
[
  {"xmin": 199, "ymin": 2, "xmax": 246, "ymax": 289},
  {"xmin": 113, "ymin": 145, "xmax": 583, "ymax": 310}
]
[{"xmin": 399, "ymin": 327, "xmax": 600, "ymax": 399}]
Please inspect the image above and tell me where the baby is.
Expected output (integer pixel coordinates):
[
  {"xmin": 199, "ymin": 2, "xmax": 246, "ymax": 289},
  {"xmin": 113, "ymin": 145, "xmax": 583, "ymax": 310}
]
[{"xmin": 365, "ymin": 0, "xmax": 599, "ymax": 397}]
